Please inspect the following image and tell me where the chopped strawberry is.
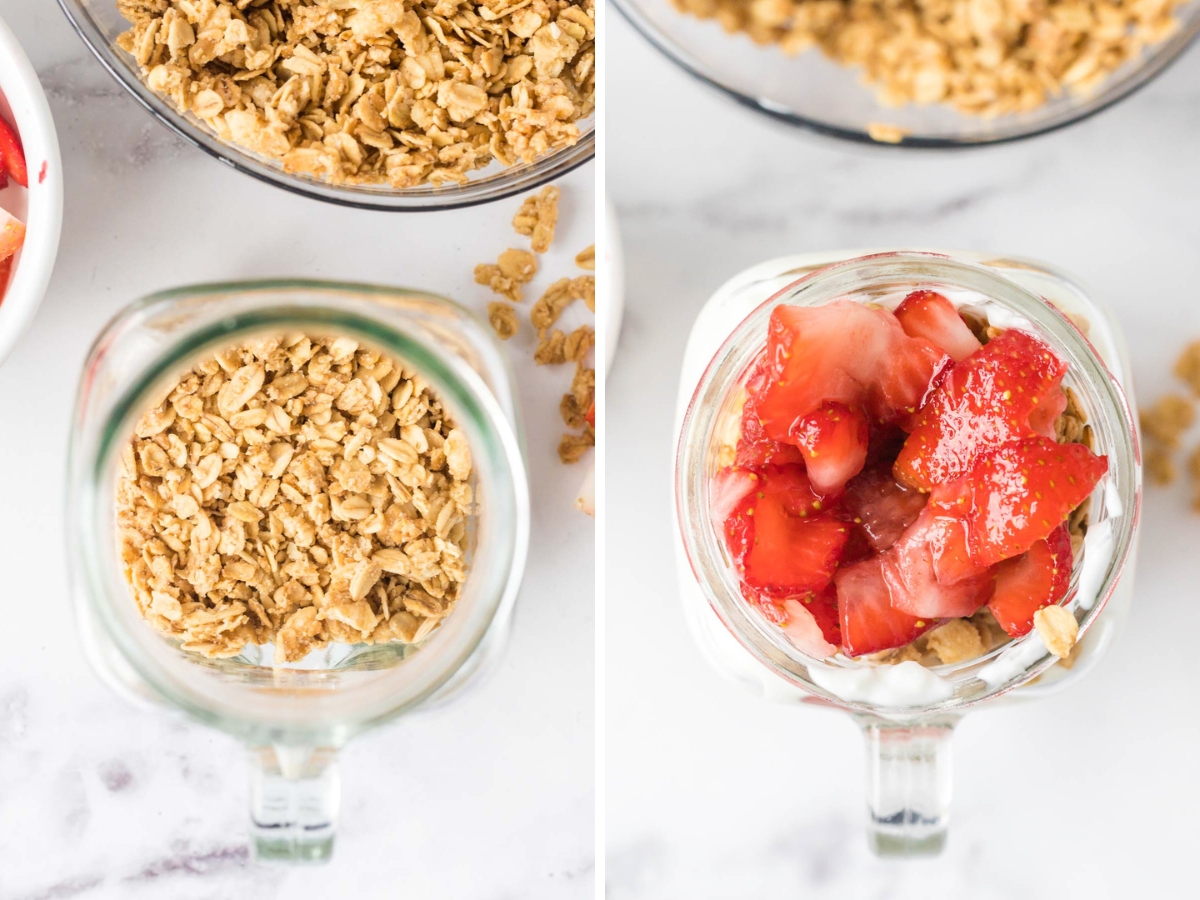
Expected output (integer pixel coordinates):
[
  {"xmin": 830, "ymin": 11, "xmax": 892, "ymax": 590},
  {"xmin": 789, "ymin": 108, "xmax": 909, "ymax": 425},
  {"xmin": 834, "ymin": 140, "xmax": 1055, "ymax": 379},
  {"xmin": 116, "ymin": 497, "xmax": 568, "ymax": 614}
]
[
  {"xmin": 741, "ymin": 584, "xmax": 788, "ymax": 626},
  {"xmin": 968, "ymin": 436, "xmax": 1107, "ymax": 566},
  {"xmin": 894, "ymin": 290, "xmax": 982, "ymax": 362},
  {"xmin": 842, "ymin": 465, "xmax": 927, "ymax": 552},
  {"xmin": 711, "ymin": 466, "xmax": 761, "ymax": 526},
  {"xmin": 756, "ymin": 301, "xmax": 949, "ymax": 435},
  {"xmin": 782, "ymin": 583, "xmax": 841, "ymax": 653},
  {"xmin": 881, "ymin": 506, "xmax": 993, "ymax": 619},
  {"xmin": 735, "ymin": 359, "xmax": 806, "ymax": 467},
  {"xmin": 836, "ymin": 557, "xmax": 935, "ymax": 656},
  {"xmin": 0, "ymin": 208, "xmax": 25, "ymax": 261},
  {"xmin": 1028, "ymin": 385, "xmax": 1067, "ymax": 439},
  {"xmin": 787, "ymin": 402, "xmax": 869, "ymax": 495},
  {"xmin": 987, "ymin": 525, "xmax": 1073, "ymax": 637},
  {"xmin": 585, "ymin": 402, "xmax": 595, "ymax": 428},
  {"xmin": 894, "ymin": 329, "xmax": 1069, "ymax": 491},
  {"xmin": 0, "ymin": 115, "xmax": 26, "ymax": 188},
  {"xmin": 723, "ymin": 466, "xmax": 846, "ymax": 595},
  {"xmin": 0, "ymin": 254, "xmax": 12, "ymax": 305},
  {"xmin": 839, "ymin": 524, "xmax": 877, "ymax": 566}
]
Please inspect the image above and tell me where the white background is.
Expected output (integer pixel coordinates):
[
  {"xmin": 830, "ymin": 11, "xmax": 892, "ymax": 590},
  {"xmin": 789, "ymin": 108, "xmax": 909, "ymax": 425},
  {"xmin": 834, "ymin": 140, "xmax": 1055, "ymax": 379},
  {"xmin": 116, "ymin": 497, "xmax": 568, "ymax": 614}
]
[
  {"xmin": 608, "ymin": 13, "xmax": 1200, "ymax": 899},
  {"xmin": 0, "ymin": 3, "xmax": 594, "ymax": 898}
]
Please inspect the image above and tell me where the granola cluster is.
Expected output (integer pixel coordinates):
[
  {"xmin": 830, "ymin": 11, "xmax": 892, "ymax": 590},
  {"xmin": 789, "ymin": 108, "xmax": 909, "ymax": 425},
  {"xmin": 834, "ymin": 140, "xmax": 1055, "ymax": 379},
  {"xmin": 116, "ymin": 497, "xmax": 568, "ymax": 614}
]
[
  {"xmin": 115, "ymin": 0, "xmax": 595, "ymax": 187},
  {"xmin": 1140, "ymin": 340, "xmax": 1200, "ymax": 504},
  {"xmin": 671, "ymin": 0, "xmax": 1186, "ymax": 120},
  {"xmin": 475, "ymin": 186, "xmax": 596, "ymax": 464},
  {"xmin": 115, "ymin": 334, "xmax": 474, "ymax": 663}
]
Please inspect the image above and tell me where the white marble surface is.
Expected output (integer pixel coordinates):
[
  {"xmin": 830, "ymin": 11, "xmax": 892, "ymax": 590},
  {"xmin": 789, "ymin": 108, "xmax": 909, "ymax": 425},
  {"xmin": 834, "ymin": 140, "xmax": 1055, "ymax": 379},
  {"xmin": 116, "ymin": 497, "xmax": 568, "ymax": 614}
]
[
  {"xmin": 608, "ymin": 13, "xmax": 1200, "ymax": 898},
  {"xmin": 0, "ymin": 4, "xmax": 594, "ymax": 898}
]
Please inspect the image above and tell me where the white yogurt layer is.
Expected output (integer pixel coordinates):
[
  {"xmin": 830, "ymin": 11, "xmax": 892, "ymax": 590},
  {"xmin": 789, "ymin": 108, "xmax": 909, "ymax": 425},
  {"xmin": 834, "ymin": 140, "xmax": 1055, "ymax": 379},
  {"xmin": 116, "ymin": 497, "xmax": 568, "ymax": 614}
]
[{"xmin": 809, "ymin": 660, "xmax": 954, "ymax": 707}]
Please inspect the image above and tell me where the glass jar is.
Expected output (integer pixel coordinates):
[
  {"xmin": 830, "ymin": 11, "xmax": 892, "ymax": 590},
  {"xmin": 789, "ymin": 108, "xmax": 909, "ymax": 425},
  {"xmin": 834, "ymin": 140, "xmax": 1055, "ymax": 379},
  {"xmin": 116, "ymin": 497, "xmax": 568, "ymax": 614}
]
[
  {"xmin": 67, "ymin": 279, "xmax": 530, "ymax": 862},
  {"xmin": 672, "ymin": 251, "xmax": 1141, "ymax": 855}
]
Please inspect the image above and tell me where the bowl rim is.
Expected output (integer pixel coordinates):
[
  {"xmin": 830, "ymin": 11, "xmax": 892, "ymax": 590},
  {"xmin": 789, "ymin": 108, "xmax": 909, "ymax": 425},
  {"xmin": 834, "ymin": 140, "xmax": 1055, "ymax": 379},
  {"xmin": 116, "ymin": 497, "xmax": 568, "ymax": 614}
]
[
  {"xmin": 0, "ymin": 12, "xmax": 64, "ymax": 369},
  {"xmin": 612, "ymin": 0, "xmax": 1200, "ymax": 148},
  {"xmin": 56, "ymin": 0, "xmax": 594, "ymax": 211}
]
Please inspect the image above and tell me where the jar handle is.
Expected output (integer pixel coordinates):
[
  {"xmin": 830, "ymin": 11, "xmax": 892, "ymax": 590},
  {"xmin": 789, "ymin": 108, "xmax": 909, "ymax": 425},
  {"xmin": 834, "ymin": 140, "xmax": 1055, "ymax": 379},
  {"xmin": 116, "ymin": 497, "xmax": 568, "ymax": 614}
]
[
  {"xmin": 856, "ymin": 714, "xmax": 958, "ymax": 857},
  {"xmin": 249, "ymin": 744, "xmax": 340, "ymax": 863}
]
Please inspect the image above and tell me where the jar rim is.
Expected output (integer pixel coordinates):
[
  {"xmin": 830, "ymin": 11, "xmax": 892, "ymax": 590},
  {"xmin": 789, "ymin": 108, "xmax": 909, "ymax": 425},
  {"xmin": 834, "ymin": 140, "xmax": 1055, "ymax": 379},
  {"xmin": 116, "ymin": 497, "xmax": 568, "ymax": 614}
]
[
  {"xmin": 68, "ymin": 280, "xmax": 530, "ymax": 743},
  {"xmin": 674, "ymin": 251, "xmax": 1141, "ymax": 715}
]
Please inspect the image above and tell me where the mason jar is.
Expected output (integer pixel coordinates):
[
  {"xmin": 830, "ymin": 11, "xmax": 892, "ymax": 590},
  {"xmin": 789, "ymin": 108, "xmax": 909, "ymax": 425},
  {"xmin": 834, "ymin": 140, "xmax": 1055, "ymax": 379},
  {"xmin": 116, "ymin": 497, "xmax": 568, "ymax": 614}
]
[
  {"xmin": 672, "ymin": 251, "xmax": 1141, "ymax": 855},
  {"xmin": 67, "ymin": 279, "xmax": 530, "ymax": 863}
]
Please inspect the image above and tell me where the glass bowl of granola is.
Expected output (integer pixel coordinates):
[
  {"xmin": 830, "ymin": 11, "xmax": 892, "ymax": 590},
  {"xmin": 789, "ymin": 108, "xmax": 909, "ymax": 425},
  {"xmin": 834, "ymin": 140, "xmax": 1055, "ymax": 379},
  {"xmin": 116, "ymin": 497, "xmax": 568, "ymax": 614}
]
[
  {"xmin": 673, "ymin": 252, "xmax": 1141, "ymax": 853},
  {"xmin": 58, "ymin": 0, "xmax": 594, "ymax": 209},
  {"xmin": 616, "ymin": 0, "xmax": 1200, "ymax": 145},
  {"xmin": 67, "ymin": 280, "xmax": 530, "ymax": 861}
]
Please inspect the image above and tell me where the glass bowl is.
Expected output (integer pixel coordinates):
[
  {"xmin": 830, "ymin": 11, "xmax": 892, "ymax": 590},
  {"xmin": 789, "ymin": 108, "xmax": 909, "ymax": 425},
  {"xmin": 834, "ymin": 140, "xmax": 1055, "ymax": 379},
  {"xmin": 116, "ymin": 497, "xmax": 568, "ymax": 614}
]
[
  {"xmin": 615, "ymin": 0, "xmax": 1200, "ymax": 146},
  {"xmin": 57, "ymin": 0, "xmax": 594, "ymax": 210}
]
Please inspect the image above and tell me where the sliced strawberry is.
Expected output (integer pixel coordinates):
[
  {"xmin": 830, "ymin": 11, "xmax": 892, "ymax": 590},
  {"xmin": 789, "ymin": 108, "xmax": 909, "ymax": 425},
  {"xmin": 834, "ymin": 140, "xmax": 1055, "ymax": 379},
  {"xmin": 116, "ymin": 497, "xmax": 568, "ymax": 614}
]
[
  {"xmin": 987, "ymin": 525, "xmax": 1073, "ymax": 637},
  {"xmin": 757, "ymin": 301, "xmax": 949, "ymax": 435},
  {"xmin": 1028, "ymin": 385, "xmax": 1067, "ymax": 439},
  {"xmin": 723, "ymin": 466, "xmax": 846, "ymax": 595},
  {"xmin": 711, "ymin": 466, "xmax": 761, "ymax": 527},
  {"xmin": 779, "ymin": 584, "xmax": 841, "ymax": 656},
  {"xmin": 585, "ymin": 402, "xmax": 595, "ymax": 428},
  {"xmin": 881, "ymin": 506, "xmax": 993, "ymax": 619},
  {"xmin": 842, "ymin": 465, "xmax": 927, "ymax": 552},
  {"xmin": 741, "ymin": 583, "xmax": 788, "ymax": 626},
  {"xmin": 894, "ymin": 290, "xmax": 982, "ymax": 362},
  {"xmin": 0, "ymin": 208, "xmax": 25, "ymax": 261},
  {"xmin": 0, "ymin": 115, "xmax": 26, "ymax": 188},
  {"xmin": 788, "ymin": 402, "xmax": 869, "ymax": 496},
  {"xmin": 840, "ymin": 524, "xmax": 877, "ymax": 566},
  {"xmin": 735, "ymin": 359, "xmax": 806, "ymax": 467},
  {"xmin": 836, "ymin": 557, "xmax": 935, "ymax": 657},
  {"xmin": 968, "ymin": 436, "xmax": 1107, "ymax": 567},
  {"xmin": 894, "ymin": 329, "xmax": 1069, "ymax": 491}
]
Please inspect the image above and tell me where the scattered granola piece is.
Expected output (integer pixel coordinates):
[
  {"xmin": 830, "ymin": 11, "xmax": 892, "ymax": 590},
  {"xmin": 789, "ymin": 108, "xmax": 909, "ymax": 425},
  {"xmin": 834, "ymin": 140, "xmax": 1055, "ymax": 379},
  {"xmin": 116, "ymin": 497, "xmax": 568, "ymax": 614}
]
[
  {"xmin": 1174, "ymin": 341, "xmax": 1200, "ymax": 395},
  {"xmin": 572, "ymin": 275, "xmax": 596, "ymax": 313},
  {"xmin": 513, "ymin": 186, "xmax": 560, "ymax": 253},
  {"xmin": 564, "ymin": 325, "xmax": 594, "ymax": 363},
  {"xmin": 1140, "ymin": 394, "xmax": 1195, "ymax": 447},
  {"xmin": 1146, "ymin": 444, "xmax": 1176, "ymax": 486},
  {"xmin": 531, "ymin": 278, "xmax": 577, "ymax": 331},
  {"xmin": 534, "ymin": 329, "xmax": 567, "ymax": 365},
  {"xmin": 116, "ymin": 1, "xmax": 595, "ymax": 188},
  {"xmin": 1033, "ymin": 606, "xmax": 1079, "ymax": 660},
  {"xmin": 561, "ymin": 393, "xmax": 588, "ymax": 429},
  {"xmin": 866, "ymin": 123, "xmax": 908, "ymax": 144},
  {"xmin": 558, "ymin": 425, "xmax": 595, "ymax": 464},
  {"xmin": 575, "ymin": 244, "xmax": 596, "ymax": 270},
  {"xmin": 488, "ymin": 302, "xmax": 520, "ymax": 341},
  {"xmin": 476, "ymin": 249, "xmax": 538, "ymax": 303},
  {"xmin": 924, "ymin": 618, "xmax": 987, "ymax": 665},
  {"xmin": 115, "ymin": 336, "xmax": 473, "ymax": 663}
]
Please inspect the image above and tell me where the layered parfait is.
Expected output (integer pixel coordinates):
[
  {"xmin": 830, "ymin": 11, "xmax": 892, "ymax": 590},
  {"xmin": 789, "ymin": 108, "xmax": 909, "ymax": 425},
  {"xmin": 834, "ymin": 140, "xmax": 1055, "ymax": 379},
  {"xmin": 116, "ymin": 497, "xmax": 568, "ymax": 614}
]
[{"xmin": 714, "ymin": 289, "xmax": 1109, "ymax": 669}]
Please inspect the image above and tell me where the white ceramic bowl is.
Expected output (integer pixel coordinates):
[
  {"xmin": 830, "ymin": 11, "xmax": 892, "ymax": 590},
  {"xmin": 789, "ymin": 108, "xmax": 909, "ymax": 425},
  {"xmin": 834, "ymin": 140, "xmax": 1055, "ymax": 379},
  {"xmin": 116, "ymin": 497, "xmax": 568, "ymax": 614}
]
[{"xmin": 0, "ymin": 14, "xmax": 62, "ymax": 368}]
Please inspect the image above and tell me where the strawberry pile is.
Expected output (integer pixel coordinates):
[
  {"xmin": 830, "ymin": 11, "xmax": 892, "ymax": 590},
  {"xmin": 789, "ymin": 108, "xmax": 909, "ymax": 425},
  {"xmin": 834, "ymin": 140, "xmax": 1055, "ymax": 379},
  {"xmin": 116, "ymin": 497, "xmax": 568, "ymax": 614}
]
[{"xmin": 719, "ymin": 291, "xmax": 1107, "ymax": 660}]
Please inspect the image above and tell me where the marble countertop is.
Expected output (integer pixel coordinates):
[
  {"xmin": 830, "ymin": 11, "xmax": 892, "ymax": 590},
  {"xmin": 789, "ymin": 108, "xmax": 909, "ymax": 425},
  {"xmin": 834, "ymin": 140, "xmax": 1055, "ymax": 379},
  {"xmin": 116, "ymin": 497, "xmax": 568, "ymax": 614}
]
[
  {"xmin": 607, "ymin": 12, "xmax": 1200, "ymax": 899},
  {"xmin": 0, "ymin": 4, "xmax": 594, "ymax": 898}
]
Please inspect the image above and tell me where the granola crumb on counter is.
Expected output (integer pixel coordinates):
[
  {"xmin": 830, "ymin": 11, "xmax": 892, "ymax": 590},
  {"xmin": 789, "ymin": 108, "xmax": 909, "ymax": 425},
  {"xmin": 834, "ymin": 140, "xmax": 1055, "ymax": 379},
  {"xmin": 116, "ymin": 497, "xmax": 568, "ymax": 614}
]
[
  {"xmin": 575, "ymin": 244, "xmax": 595, "ymax": 271},
  {"xmin": 475, "ymin": 248, "xmax": 539, "ymax": 303},
  {"xmin": 558, "ymin": 425, "xmax": 595, "ymax": 464},
  {"xmin": 1146, "ymin": 444, "xmax": 1176, "ymax": 486},
  {"xmin": 116, "ymin": 0, "xmax": 595, "ymax": 188},
  {"xmin": 1034, "ymin": 605, "xmax": 1079, "ymax": 660},
  {"xmin": 116, "ymin": 335, "xmax": 473, "ymax": 663},
  {"xmin": 1174, "ymin": 340, "xmax": 1200, "ymax": 395},
  {"xmin": 1140, "ymin": 394, "xmax": 1195, "ymax": 447},
  {"xmin": 487, "ymin": 301, "xmax": 519, "ymax": 340},
  {"xmin": 513, "ymin": 185, "xmax": 560, "ymax": 253}
]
